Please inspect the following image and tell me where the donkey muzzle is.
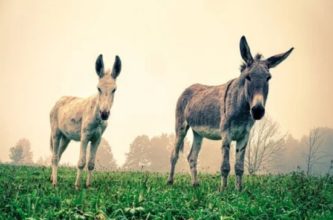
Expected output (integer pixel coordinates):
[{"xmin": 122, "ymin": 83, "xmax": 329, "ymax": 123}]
[
  {"xmin": 100, "ymin": 111, "xmax": 110, "ymax": 120},
  {"xmin": 251, "ymin": 104, "xmax": 265, "ymax": 120}
]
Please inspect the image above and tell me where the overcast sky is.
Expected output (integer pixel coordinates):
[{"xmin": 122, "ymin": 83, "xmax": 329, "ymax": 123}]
[{"xmin": 1, "ymin": 0, "xmax": 332, "ymax": 165}]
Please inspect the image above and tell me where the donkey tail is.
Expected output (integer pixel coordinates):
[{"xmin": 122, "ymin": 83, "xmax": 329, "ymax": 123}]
[
  {"xmin": 175, "ymin": 87, "xmax": 194, "ymax": 152},
  {"xmin": 50, "ymin": 135, "xmax": 53, "ymax": 152}
]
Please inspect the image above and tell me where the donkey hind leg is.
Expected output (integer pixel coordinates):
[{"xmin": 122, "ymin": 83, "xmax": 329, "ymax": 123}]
[
  {"xmin": 51, "ymin": 132, "xmax": 62, "ymax": 186},
  {"xmin": 50, "ymin": 135, "xmax": 70, "ymax": 183},
  {"xmin": 58, "ymin": 136, "xmax": 70, "ymax": 162},
  {"xmin": 167, "ymin": 124, "xmax": 189, "ymax": 185},
  {"xmin": 75, "ymin": 138, "xmax": 89, "ymax": 189},
  {"xmin": 220, "ymin": 132, "xmax": 231, "ymax": 191},
  {"xmin": 86, "ymin": 137, "xmax": 101, "ymax": 188},
  {"xmin": 50, "ymin": 135, "xmax": 53, "ymax": 182},
  {"xmin": 187, "ymin": 131, "xmax": 203, "ymax": 187},
  {"xmin": 235, "ymin": 135, "xmax": 249, "ymax": 191}
]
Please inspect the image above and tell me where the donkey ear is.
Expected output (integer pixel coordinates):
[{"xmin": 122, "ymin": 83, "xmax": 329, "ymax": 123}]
[
  {"xmin": 240, "ymin": 36, "xmax": 253, "ymax": 65},
  {"xmin": 111, "ymin": 55, "xmax": 122, "ymax": 79},
  {"xmin": 95, "ymin": 54, "xmax": 104, "ymax": 78},
  {"xmin": 265, "ymin": 47, "xmax": 294, "ymax": 68}
]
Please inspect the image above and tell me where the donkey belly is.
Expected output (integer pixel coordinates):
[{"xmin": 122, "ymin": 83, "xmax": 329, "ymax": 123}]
[
  {"xmin": 61, "ymin": 128, "xmax": 81, "ymax": 141},
  {"xmin": 57, "ymin": 108, "xmax": 83, "ymax": 141},
  {"xmin": 186, "ymin": 98, "xmax": 223, "ymax": 140},
  {"xmin": 58, "ymin": 120, "xmax": 82, "ymax": 141},
  {"xmin": 191, "ymin": 126, "xmax": 222, "ymax": 140}
]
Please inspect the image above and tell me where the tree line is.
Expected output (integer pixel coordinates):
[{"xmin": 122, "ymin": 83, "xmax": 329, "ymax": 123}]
[{"xmin": 5, "ymin": 117, "xmax": 333, "ymax": 175}]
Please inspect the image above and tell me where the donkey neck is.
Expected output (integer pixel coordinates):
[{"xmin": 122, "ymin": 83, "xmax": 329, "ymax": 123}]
[
  {"xmin": 227, "ymin": 78, "xmax": 251, "ymax": 116},
  {"xmin": 89, "ymin": 94, "xmax": 104, "ymax": 124}
]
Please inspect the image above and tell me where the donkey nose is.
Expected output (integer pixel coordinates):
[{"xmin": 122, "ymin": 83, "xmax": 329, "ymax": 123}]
[
  {"xmin": 251, "ymin": 104, "xmax": 265, "ymax": 120},
  {"xmin": 100, "ymin": 111, "xmax": 110, "ymax": 120}
]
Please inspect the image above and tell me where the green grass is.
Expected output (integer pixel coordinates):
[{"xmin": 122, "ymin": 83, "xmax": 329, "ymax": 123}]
[{"xmin": 0, "ymin": 164, "xmax": 332, "ymax": 219}]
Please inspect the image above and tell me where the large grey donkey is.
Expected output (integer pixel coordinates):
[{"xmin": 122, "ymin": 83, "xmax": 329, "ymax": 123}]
[{"xmin": 167, "ymin": 36, "xmax": 293, "ymax": 190}]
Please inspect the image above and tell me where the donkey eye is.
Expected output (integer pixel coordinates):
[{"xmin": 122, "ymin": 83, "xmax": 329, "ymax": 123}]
[
  {"xmin": 246, "ymin": 75, "xmax": 251, "ymax": 81},
  {"xmin": 267, "ymin": 76, "xmax": 272, "ymax": 81},
  {"xmin": 97, "ymin": 87, "xmax": 102, "ymax": 93},
  {"xmin": 112, "ymin": 88, "xmax": 117, "ymax": 94}
]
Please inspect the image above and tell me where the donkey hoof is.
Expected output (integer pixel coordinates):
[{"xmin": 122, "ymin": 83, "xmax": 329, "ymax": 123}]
[
  {"xmin": 167, "ymin": 179, "xmax": 174, "ymax": 185},
  {"xmin": 236, "ymin": 184, "xmax": 243, "ymax": 192},
  {"xmin": 219, "ymin": 185, "xmax": 227, "ymax": 192},
  {"xmin": 192, "ymin": 182, "xmax": 200, "ymax": 187}
]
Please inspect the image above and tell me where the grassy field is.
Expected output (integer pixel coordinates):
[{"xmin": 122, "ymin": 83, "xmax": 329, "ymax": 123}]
[{"xmin": 0, "ymin": 164, "xmax": 332, "ymax": 219}]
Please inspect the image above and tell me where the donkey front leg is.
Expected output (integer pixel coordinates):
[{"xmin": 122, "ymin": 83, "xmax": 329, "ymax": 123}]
[
  {"xmin": 187, "ymin": 132, "xmax": 203, "ymax": 187},
  {"xmin": 235, "ymin": 135, "xmax": 249, "ymax": 191},
  {"xmin": 220, "ymin": 133, "xmax": 231, "ymax": 191},
  {"xmin": 86, "ymin": 137, "xmax": 101, "ymax": 188},
  {"xmin": 75, "ymin": 138, "xmax": 89, "ymax": 189}
]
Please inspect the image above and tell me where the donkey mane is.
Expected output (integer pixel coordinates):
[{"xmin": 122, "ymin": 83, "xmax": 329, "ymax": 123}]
[{"xmin": 240, "ymin": 53, "xmax": 263, "ymax": 72}]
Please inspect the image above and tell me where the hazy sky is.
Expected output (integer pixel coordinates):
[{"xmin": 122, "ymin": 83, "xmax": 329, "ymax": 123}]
[{"xmin": 1, "ymin": 0, "xmax": 333, "ymax": 165}]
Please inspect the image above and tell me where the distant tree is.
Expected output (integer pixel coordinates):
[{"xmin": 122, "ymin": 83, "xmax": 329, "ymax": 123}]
[
  {"xmin": 276, "ymin": 127, "xmax": 333, "ymax": 175},
  {"xmin": 9, "ymin": 138, "xmax": 33, "ymax": 164},
  {"xmin": 304, "ymin": 128, "xmax": 324, "ymax": 176},
  {"xmin": 279, "ymin": 134, "xmax": 303, "ymax": 173},
  {"xmin": 9, "ymin": 145, "xmax": 23, "ymax": 163},
  {"xmin": 95, "ymin": 138, "xmax": 118, "ymax": 171},
  {"xmin": 36, "ymin": 156, "xmax": 51, "ymax": 166},
  {"xmin": 148, "ymin": 134, "xmax": 171, "ymax": 172},
  {"xmin": 245, "ymin": 117, "xmax": 286, "ymax": 175},
  {"xmin": 123, "ymin": 135, "xmax": 151, "ymax": 170},
  {"xmin": 149, "ymin": 134, "xmax": 189, "ymax": 172},
  {"xmin": 123, "ymin": 134, "xmax": 189, "ymax": 172}
]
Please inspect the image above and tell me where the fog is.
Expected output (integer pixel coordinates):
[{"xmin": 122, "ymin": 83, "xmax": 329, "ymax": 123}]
[{"xmin": 1, "ymin": 0, "xmax": 333, "ymax": 165}]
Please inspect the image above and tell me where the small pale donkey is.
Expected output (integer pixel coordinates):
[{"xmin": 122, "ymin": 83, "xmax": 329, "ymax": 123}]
[
  {"xmin": 167, "ymin": 36, "xmax": 293, "ymax": 191},
  {"xmin": 50, "ymin": 54, "xmax": 122, "ymax": 188}
]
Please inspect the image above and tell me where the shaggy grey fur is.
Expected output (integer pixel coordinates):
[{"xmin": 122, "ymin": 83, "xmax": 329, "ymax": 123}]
[{"xmin": 167, "ymin": 36, "xmax": 293, "ymax": 190}]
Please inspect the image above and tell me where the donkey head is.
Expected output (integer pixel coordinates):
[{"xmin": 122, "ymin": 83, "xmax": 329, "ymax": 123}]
[
  {"xmin": 239, "ymin": 36, "xmax": 293, "ymax": 120},
  {"xmin": 95, "ymin": 54, "xmax": 122, "ymax": 120}
]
